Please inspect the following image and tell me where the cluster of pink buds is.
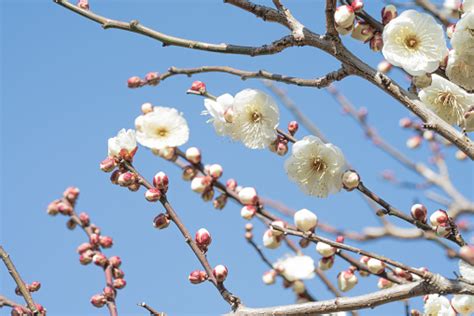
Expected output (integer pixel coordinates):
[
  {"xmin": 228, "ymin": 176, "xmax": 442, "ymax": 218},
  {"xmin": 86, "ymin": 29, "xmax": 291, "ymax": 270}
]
[
  {"xmin": 144, "ymin": 171, "xmax": 169, "ymax": 202},
  {"xmin": 187, "ymin": 81, "xmax": 207, "ymax": 95},
  {"xmin": 109, "ymin": 167, "xmax": 141, "ymax": 192},
  {"xmin": 127, "ymin": 71, "xmax": 160, "ymax": 88},
  {"xmin": 11, "ymin": 304, "xmax": 46, "ymax": 316}
]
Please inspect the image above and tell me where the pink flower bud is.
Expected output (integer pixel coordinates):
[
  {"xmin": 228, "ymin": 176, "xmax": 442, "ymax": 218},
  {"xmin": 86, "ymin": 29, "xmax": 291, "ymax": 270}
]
[
  {"xmin": 127, "ymin": 76, "xmax": 142, "ymax": 88},
  {"xmin": 276, "ymin": 142, "xmax": 288, "ymax": 156},
  {"xmin": 381, "ymin": 5, "xmax": 397, "ymax": 25},
  {"xmin": 63, "ymin": 187, "xmax": 80, "ymax": 202},
  {"xmin": 57, "ymin": 202, "xmax": 73, "ymax": 216},
  {"xmin": 189, "ymin": 270, "xmax": 208, "ymax": 284},
  {"xmin": 429, "ymin": 209, "xmax": 449, "ymax": 226},
  {"xmin": 90, "ymin": 233, "xmax": 100, "ymax": 245},
  {"xmin": 288, "ymin": 121, "xmax": 299, "ymax": 135},
  {"xmin": 153, "ymin": 171, "xmax": 169, "ymax": 192},
  {"xmin": 109, "ymin": 256, "xmax": 122, "ymax": 268},
  {"xmin": 316, "ymin": 242, "xmax": 336, "ymax": 257},
  {"xmin": 113, "ymin": 268, "xmax": 125, "ymax": 279},
  {"xmin": 77, "ymin": 242, "xmax": 92, "ymax": 254},
  {"xmin": 338, "ymin": 270, "xmax": 358, "ymax": 292},
  {"xmin": 351, "ymin": 0, "xmax": 364, "ymax": 12},
  {"xmin": 224, "ymin": 107, "xmax": 234, "ymax": 123},
  {"xmin": 92, "ymin": 253, "xmax": 108, "ymax": 267},
  {"xmin": 262, "ymin": 270, "xmax": 277, "ymax": 284},
  {"xmin": 153, "ymin": 213, "xmax": 170, "ymax": 229},
  {"xmin": 141, "ymin": 102, "xmax": 153, "ymax": 114},
  {"xmin": 145, "ymin": 188, "xmax": 162, "ymax": 202},
  {"xmin": 110, "ymin": 170, "xmax": 120, "ymax": 185},
  {"xmin": 226, "ymin": 179, "xmax": 238, "ymax": 191},
  {"xmin": 99, "ymin": 236, "xmax": 113, "ymax": 248},
  {"xmin": 90, "ymin": 294, "xmax": 106, "ymax": 308},
  {"xmin": 238, "ymin": 187, "xmax": 258, "ymax": 205},
  {"xmin": 185, "ymin": 147, "xmax": 201, "ymax": 164},
  {"xmin": 79, "ymin": 253, "xmax": 93, "ymax": 265},
  {"xmin": 195, "ymin": 228, "xmax": 212, "ymax": 251},
  {"xmin": 294, "ymin": 208, "xmax": 318, "ymax": 232},
  {"xmin": 319, "ymin": 255, "xmax": 335, "ymax": 271},
  {"xmin": 460, "ymin": 245, "xmax": 474, "ymax": 263},
  {"xmin": 377, "ymin": 277, "xmax": 393, "ymax": 289},
  {"xmin": 435, "ymin": 222, "xmax": 452, "ymax": 237},
  {"xmin": 79, "ymin": 212, "xmax": 90, "ymax": 226},
  {"xmin": 369, "ymin": 32, "xmax": 383, "ymax": 52},
  {"xmin": 28, "ymin": 281, "xmax": 41, "ymax": 292},
  {"xmin": 360, "ymin": 255, "xmax": 370, "ymax": 265},
  {"xmin": 213, "ymin": 265, "xmax": 228, "ymax": 282},
  {"xmin": 399, "ymin": 117, "xmax": 412, "ymax": 128},
  {"xmin": 182, "ymin": 166, "xmax": 198, "ymax": 181},
  {"xmin": 118, "ymin": 172, "xmax": 135, "ymax": 187},
  {"xmin": 406, "ymin": 135, "xmax": 422, "ymax": 149},
  {"xmin": 367, "ymin": 258, "xmax": 385, "ymax": 274},
  {"xmin": 262, "ymin": 229, "xmax": 281, "ymax": 249},
  {"xmin": 270, "ymin": 220, "xmax": 286, "ymax": 236},
  {"xmin": 77, "ymin": 0, "xmax": 89, "ymax": 10},
  {"xmin": 208, "ymin": 164, "xmax": 223, "ymax": 179},
  {"xmin": 411, "ymin": 204, "xmax": 427, "ymax": 223},
  {"xmin": 191, "ymin": 176, "xmax": 209, "ymax": 193},
  {"xmin": 213, "ymin": 194, "xmax": 228, "ymax": 210},
  {"xmin": 103, "ymin": 286, "xmax": 116, "ymax": 300},
  {"xmin": 113, "ymin": 278, "xmax": 127, "ymax": 289},
  {"xmin": 190, "ymin": 81, "xmax": 206, "ymax": 93},
  {"xmin": 145, "ymin": 72, "xmax": 160, "ymax": 86},
  {"xmin": 351, "ymin": 21, "xmax": 374, "ymax": 42},
  {"xmin": 336, "ymin": 235, "xmax": 345, "ymax": 243},
  {"xmin": 47, "ymin": 200, "xmax": 61, "ymax": 216},
  {"xmin": 377, "ymin": 60, "xmax": 392, "ymax": 74},
  {"xmin": 334, "ymin": 5, "xmax": 355, "ymax": 28},
  {"xmin": 156, "ymin": 146, "xmax": 176, "ymax": 160},
  {"xmin": 240, "ymin": 205, "xmax": 257, "ymax": 220},
  {"xmin": 342, "ymin": 170, "xmax": 360, "ymax": 191}
]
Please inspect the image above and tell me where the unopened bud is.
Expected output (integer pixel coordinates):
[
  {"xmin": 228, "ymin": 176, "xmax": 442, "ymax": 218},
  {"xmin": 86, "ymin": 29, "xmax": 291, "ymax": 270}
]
[
  {"xmin": 144, "ymin": 72, "xmax": 159, "ymax": 86},
  {"xmin": 191, "ymin": 176, "xmax": 209, "ymax": 193},
  {"xmin": 66, "ymin": 218, "xmax": 77, "ymax": 230},
  {"xmin": 79, "ymin": 252, "xmax": 93, "ymax": 265},
  {"xmin": 195, "ymin": 228, "xmax": 212, "ymax": 251},
  {"xmin": 28, "ymin": 281, "xmax": 41, "ymax": 292},
  {"xmin": 429, "ymin": 209, "xmax": 449, "ymax": 226},
  {"xmin": 241, "ymin": 205, "xmax": 257, "ymax": 220},
  {"xmin": 226, "ymin": 179, "xmax": 238, "ymax": 191},
  {"xmin": 351, "ymin": 21, "xmax": 374, "ymax": 42},
  {"xmin": 152, "ymin": 213, "xmax": 170, "ymax": 230},
  {"xmin": 377, "ymin": 60, "xmax": 393, "ymax": 74},
  {"xmin": 93, "ymin": 253, "xmax": 108, "ymax": 267},
  {"xmin": 395, "ymin": 267, "xmax": 413, "ymax": 281},
  {"xmin": 435, "ymin": 222, "xmax": 452, "ymax": 237},
  {"xmin": 202, "ymin": 187, "xmax": 215, "ymax": 201},
  {"xmin": 145, "ymin": 188, "xmax": 162, "ymax": 202},
  {"xmin": 262, "ymin": 270, "xmax": 277, "ymax": 285},
  {"xmin": 141, "ymin": 102, "xmax": 153, "ymax": 114},
  {"xmin": 299, "ymin": 238, "xmax": 311, "ymax": 248},
  {"xmin": 77, "ymin": 0, "xmax": 89, "ymax": 10},
  {"xmin": 208, "ymin": 164, "xmax": 223, "ymax": 179},
  {"xmin": 63, "ymin": 187, "xmax": 80, "ymax": 202},
  {"xmin": 113, "ymin": 268, "xmax": 125, "ymax": 279},
  {"xmin": 182, "ymin": 166, "xmax": 198, "ymax": 181},
  {"xmin": 103, "ymin": 286, "xmax": 116, "ymax": 300},
  {"xmin": 213, "ymin": 264, "xmax": 228, "ymax": 282},
  {"xmin": 367, "ymin": 258, "xmax": 385, "ymax": 274},
  {"xmin": 399, "ymin": 117, "xmax": 412, "ymax": 128},
  {"xmin": 238, "ymin": 187, "xmax": 259, "ymax": 205},
  {"xmin": 294, "ymin": 208, "xmax": 318, "ymax": 232},
  {"xmin": 118, "ymin": 172, "xmax": 135, "ymax": 187},
  {"xmin": 455, "ymin": 150, "xmax": 468, "ymax": 160},
  {"xmin": 113, "ymin": 278, "xmax": 127, "ymax": 289},
  {"xmin": 78, "ymin": 212, "xmax": 90, "ymax": 226},
  {"xmin": 77, "ymin": 242, "xmax": 92, "ymax": 254},
  {"xmin": 319, "ymin": 256, "xmax": 335, "ymax": 271},
  {"xmin": 90, "ymin": 233, "xmax": 100, "ymax": 245},
  {"xmin": 411, "ymin": 204, "xmax": 427, "ymax": 223},
  {"xmin": 342, "ymin": 170, "xmax": 360, "ymax": 191},
  {"xmin": 370, "ymin": 32, "xmax": 383, "ymax": 52},
  {"xmin": 316, "ymin": 242, "xmax": 336, "ymax": 257},
  {"xmin": 406, "ymin": 135, "xmax": 422, "ymax": 149},
  {"xmin": 270, "ymin": 220, "xmax": 286, "ymax": 236},
  {"xmin": 262, "ymin": 229, "xmax": 281, "ymax": 249},
  {"xmin": 276, "ymin": 142, "xmax": 288, "ymax": 156},
  {"xmin": 292, "ymin": 280, "xmax": 306, "ymax": 294},
  {"xmin": 351, "ymin": 0, "xmax": 364, "ymax": 12},
  {"xmin": 109, "ymin": 256, "xmax": 122, "ymax": 268},
  {"xmin": 110, "ymin": 170, "xmax": 120, "ymax": 185},
  {"xmin": 57, "ymin": 201, "xmax": 73, "ymax": 216},
  {"xmin": 213, "ymin": 194, "xmax": 228, "ymax": 210},
  {"xmin": 157, "ymin": 146, "xmax": 176, "ymax": 160},
  {"xmin": 190, "ymin": 81, "xmax": 206, "ymax": 94},
  {"xmin": 127, "ymin": 76, "xmax": 142, "ymax": 88},
  {"xmin": 185, "ymin": 147, "xmax": 201, "ymax": 164},
  {"xmin": 377, "ymin": 277, "xmax": 393, "ymax": 289},
  {"xmin": 334, "ymin": 5, "xmax": 355, "ymax": 28},
  {"xmin": 189, "ymin": 270, "xmax": 208, "ymax": 284},
  {"xmin": 288, "ymin": 121, "xmax": 299, "ymax": 135},
  {"xmin": 90, "ymin": 294, "xmax": 106, "ymax": 308},
  {"xmin": 338, "ymin": 270, "xmax": 358, "ymax": 292},
  {"xmin": 99, "ymin": 236, "xmax": 113, "ymax": 248},
  {"xmin": 381, "ymin": 5, "xmax": 397, "ymax": 25},
  {"xmin": 153, "ymin": 171, "xmax": 169, "ymax": 192},
  {"xmin": 47, "ymin": 200, "xmax": 60, "ymax": 216}
]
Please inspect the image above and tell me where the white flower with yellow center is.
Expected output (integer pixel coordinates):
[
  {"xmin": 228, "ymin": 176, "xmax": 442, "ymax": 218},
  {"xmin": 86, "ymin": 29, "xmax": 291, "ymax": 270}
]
[
  {"xmin": 202, "ymin": 94, "xmax": 234, "ymax": 136},
  {"xmin": 452, "ymin": 295, "xmax": 474, "ymax": 315},
  {"xmin": 419, "ymin": 74, "xmax": 474, "ymax": 127},
  {"xmin": 135, "ymin": 106, "xmax": 189, "ymax": 150},
  {"xmin": 382, "ymin": 10, "xmax": 448, "ymax": 76},
  {"xmin": 285, "ymin": 135, "xmax": 346, "ymax": 198},
  {"xmin": 451, "ymin": 12, "xmax": 474, "ymax": 55},
  {"xmin": 230, "ymin": 89, "xmax": 279, "ymax": 149},
  {"xmin": 274, "ymin": 255, "xmax": 315, "ymax": 281},
  {"xmin": 424, "ymin": 295, "xmax": 456, "ymax": 316},
  {"xmin": 446, "ymin": 50, "xmax": 474, "ymax": 91},
  {"xmin": 108, "ymin": 128, "xmax": 137, "ymax": 158}
]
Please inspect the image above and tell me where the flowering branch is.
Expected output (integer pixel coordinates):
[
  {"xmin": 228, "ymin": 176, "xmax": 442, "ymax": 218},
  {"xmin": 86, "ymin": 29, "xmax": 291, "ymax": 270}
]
[{"xmin": 0, "ymin": 246, "xmax": 39, "ymax": 315}]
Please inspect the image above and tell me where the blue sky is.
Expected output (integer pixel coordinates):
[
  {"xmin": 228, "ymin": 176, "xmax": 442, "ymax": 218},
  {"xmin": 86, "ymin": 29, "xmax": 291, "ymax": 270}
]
[{"xmin": 1, "ymin": 1, "xmax": 473, "ymax": 315}]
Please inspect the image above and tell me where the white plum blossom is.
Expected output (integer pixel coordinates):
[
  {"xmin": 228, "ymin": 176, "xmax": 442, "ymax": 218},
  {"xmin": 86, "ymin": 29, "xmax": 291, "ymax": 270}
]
[
  {"xmin": 274, "ymin": 255, "xmax": 315, "ymax": 281},
  {"xmin": 202, "ymin": 94, "xmax": 234, "ymax": 136},
  {"xmin": 135, "ymin": 106, "xmax": 189, "ymax": 150},
  {"xmin": 108, "ymin": 129, "xmax": 137, "ymax": 158},
  {"xmin": 382, "ymin": 10, "xmax": 448, "ymax": 76},
  {"xmin": 446, "ymin": 50, "xmax": 474, "ymax": 91},
  {"xmin": 285, "ymin": 135, "xmax": 346, "ymax": 198},
  {"xmin": 451, "ymin": 12, "xmax": 474, "ymax": 54},
  {"xmin": 452, "ymin": 295, "xmax": 474, "ymax": 315},
  {"xmin": 230, "ymin": 89, "xmax": 279, "ymax": 149},
  {"xmin": 463, "ymin": 0, "xmax": 474, "ymax": 13},
  {"xmin": 419, "ymin": 74, "xmax": 474, "ymax": 127},
  {"xmin": 459, "ymin": 259, "xmax": 474, "ymax": 282},
  {"xmin": 424, "ymin": 295, "xmax": 456, "ymax": 316},
  {"xmin": 464, "ymin": 107, "xmax": 474, "ymax": 132}
]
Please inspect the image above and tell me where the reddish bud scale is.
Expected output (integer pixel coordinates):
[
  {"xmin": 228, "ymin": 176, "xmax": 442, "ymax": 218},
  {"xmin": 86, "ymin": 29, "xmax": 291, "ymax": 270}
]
[
  {"xmin": 201, "ymin": 187, "xmax": 215, "ymax": 201},
  {"xmin": 336, "ymin": 235, "xmax": 345, "ymax": 243},
  {"xmin": 213, "ymin": 194, "xmax": 228, "ymax": 210},
  {"xmin": 381, "ymin": 5, "xmax": 397, "ymax": 25},
  {"xmin": 369, "ymin": 32, "xmax": 383, "ymax": 52},
  {"xmin": 153, "ymin": 213, "xmax": 170, "ymax": 229},
  {"xmin": 145, "ymin": 188, "xmax": 162, "ymax": 202},
  {"xmin": 153, "ymin": 171, "xmax": 169, "ymax": 192},
  {"xmin": 47, "ymin": 200, "xmax": 61, "ymax": 216},
  {"xmin": 190, "ymin": 81, "xmax": 206, "ymax": 93},
  {"xmin": 66, "ymin": 218, "xmax": 77, "ymax": 230},
  {"xmin": 79, "ymin": 212, "xmax": 90, "ymax": 226},
  {"xmin": 410, "ymin": 204, "xmax": 427, "ymax": 223},
  {"xmin": 28, "ymin": 281, "xmax": 41, "ymax": 292},
  {"xmin": 195, "ymin": 228, "xmax": 212, "ymax": 251},
  {"xmin": 110, "ymin": 170, "xmax": 121, "ymax": 184},
  {"xmin": 92, "ymin": 253, "xmax": 108, "ymax": 267},
  {"xmin": 351, "ymin": 0, "xmax": 364, "ymax": 12},
  {"xmin": 118, "ymin": 172, "xmax": 136, "ymax": 187},
  {"xmin": 57, "ymin": 202, "xmax": 73, "ymax": 216},
  {"xmin": 189, "ymin": 270, "xmax": 208, "ymax": 284},
  {"xmin": 113, "ymin": 278, "xmax": 127, "ymax": 289}
]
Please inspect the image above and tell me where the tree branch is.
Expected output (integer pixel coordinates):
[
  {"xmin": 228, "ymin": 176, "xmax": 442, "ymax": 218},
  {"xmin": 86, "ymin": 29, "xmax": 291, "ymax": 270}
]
[{"xmin": 414, "ymin": 0, "xmax": 451, "ymax": 26}]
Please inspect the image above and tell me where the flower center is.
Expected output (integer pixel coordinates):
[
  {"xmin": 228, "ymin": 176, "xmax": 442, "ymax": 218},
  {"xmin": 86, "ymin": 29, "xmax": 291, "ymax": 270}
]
[
  {"xmin": 313, "ymin": 157, "xmax": 327, "ymax": 173},
  {"xmin": 155, "ymin": 127, "xmax": 169, "ymax": 137},
  {"xmin": 436, "ymin": 91, "xmax": 456, "ymax": 108},
  {"xmin": 251, "ymin": 111, "xmax": 262, "ymax": 123},
  {"xmin": 404, "ymin": 35, "xmax": 419, "ymax": 50}
]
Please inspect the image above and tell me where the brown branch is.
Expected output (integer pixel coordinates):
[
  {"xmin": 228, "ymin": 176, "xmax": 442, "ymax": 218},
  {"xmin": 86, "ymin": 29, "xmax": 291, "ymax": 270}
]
[
  {"xmin": 0, "ymin": 246, "xmax": 38, "ymax": 314},
  {"xmin": 272, "ymin": 0, "xmax": 305, "ymax": 40},
  {"xmin": 227, "ymin": 276, "xmax": 474, "ymax": 315},
  {"xmin": 414, "ymin": 0, "xmax": 451, "ymax": 26},
  {"xmin": 224, "ymin": 0, "xmax": 290, "ymax": 28},
  {"xmin": 325, "ymin": 0, "xmax": 338, "ymax": 36},
  {"xmin": 0, "ymin": 295, "xmax": 22, "ymax": 308},
  {"xmin": 138, "ymin": 302, "xmax": 165, "ymax": 316},
  {"xmin": 121, "ymin": 161, "xmax": 240, "ymax": 308}
]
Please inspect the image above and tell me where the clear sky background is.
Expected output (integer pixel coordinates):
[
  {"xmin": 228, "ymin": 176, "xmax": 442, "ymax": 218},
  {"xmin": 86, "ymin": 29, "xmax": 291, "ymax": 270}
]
[{"xmin": 1, "ymin": 1, "xmax": 473, "ymax": 315}]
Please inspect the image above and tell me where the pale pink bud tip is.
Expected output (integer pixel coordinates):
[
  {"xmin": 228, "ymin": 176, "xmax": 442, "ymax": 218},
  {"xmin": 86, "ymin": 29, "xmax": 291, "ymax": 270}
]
[
  {"xmin": 63, "ymin": 187, "xmax": 80, "ymax": 202},
  {"xmin": 334, "ymin": 5, "xmax": 355, "ymax": 29},
  {"xmin": 377, "ymin": 60, "xmax": 392, "ymax": 74},
  {"xmin": 351, "ymin": 0, "xmax": 364, "ymax": 12},
  {"xmin": 141, "ymin": 102, "xmax": 153, "ymax": 114},
  {"xmin": 288, "ymin": 121, "xmax": 299, "ymax": 135},
  {"xmin": 99, "ymin": 236, "xmax": 114, "ymax": 248},
  {"xmin": 213, "ymin": 265, "xmax": 228, "ymax": 282},
  {"xmin": 406, "ymin": 135, "xmax": 422, "ymax": 149},
  {"xmin": 377, "ymin": 277, "xmax": 393, "ymax": 289},
  {"xmin": 90, "ymin": 233, "xmax": 100, "ymax": 245},
  {"xmin": 145, "ymin": 72, "xmax": 160, "ymax": 86},
  {"xmin": 410, "ymin": 204, "xmax": 427, "ymax": 223},
  {"xmin": 153, "ymin": 213, "xmax": 170, "ymax": 229},
  {"xmin": 103, "ymin": 286, "xmax": 116, "ymax": 300},
  {"xmin": 190, "ymin": 81, "xmax": 206, "ymax": 93},
  {"xmin": 153, "ymin": 171, "xmax": 169, "ymax": 192},
  {"xmin": 109, "ymin": 256, "xmax": 122, "ymax": 268},
  {"xmin": 342, "ymin": 170, "xmax": 360, "ymax": 191},
  {"xmin": 118, "ymin": 172, "xmax": 136, "ymax": 187},
  {"xmin": 127, "ymin": 76, "xmax": 142, "ymax": 88},
  {"xmin": 240, "ymin": 205, "xmax": 257, "ymax": 220},
  {"xmin": 460, "ymin": 245, "xmax": 474, "ymax": 262},
  {"xmin": 208, "ymin": 164, "xmax": 223, "ymax": 179},
  {"xmin": 195, "ymin": 228, "xmax": 212, "ymax": 251},
  {"xmin": 90, "ymin": 294, "xmax": 106, "ymax": 308},
  {"xmin": 399, "ymin": 117, "xmax": 412, "ymax": 128},
  {"xmin": 429, "ymin": 209, "xmax": 449, "ymax": 226},
  {"xmin": 226, "ymin": 179, "xmax": 238, "ymax": 191},
  {"xmin": 338, "ymin": 270, "xmax": 358, "ymax": 292},
  {"xmin": 28, "ymin": 281, "xmax": 41, "ymax": 292},
  {"xmin": 262, "ymin": 270, "xmax": 277, "ymax": 284},
  {"xmin": 185, "ymin": 147, "xmax": 201, "ymax": 164},
  {"xmin": 189, "ymin": 270, "xmax": 208, "ymax": 284},
  {"xmin": 145, "ymin": 188, "xmax": 162, "ymax": 202},
  {"xmin": 238, "ymin": 187, "xmax": 259, "ymax": 205},
  {"xmin": 78, "ymin": 212, "xmax": 90, "ymax": 226},
  {"xmin": 294, "ymin": 208, "xmax": 318, "ymax": 232},
  {"xmin": 92, "ymin": 253, "xmax": 108, "ymax": 267},
  {"xmin": 276, "ymin": 142, "xmax": 288, "ymax": 156}
]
